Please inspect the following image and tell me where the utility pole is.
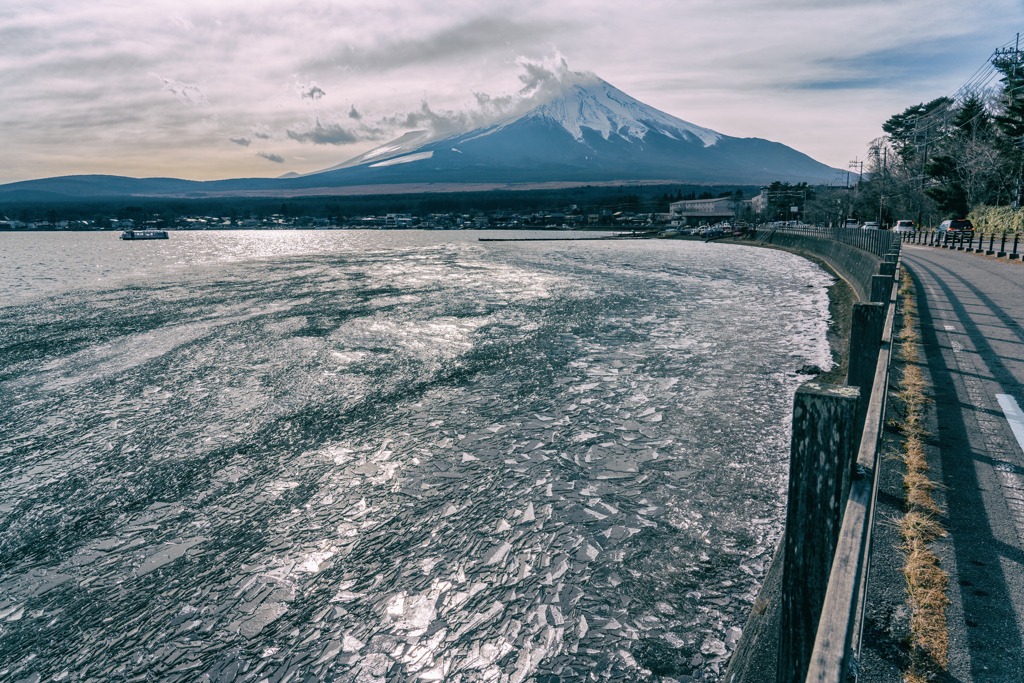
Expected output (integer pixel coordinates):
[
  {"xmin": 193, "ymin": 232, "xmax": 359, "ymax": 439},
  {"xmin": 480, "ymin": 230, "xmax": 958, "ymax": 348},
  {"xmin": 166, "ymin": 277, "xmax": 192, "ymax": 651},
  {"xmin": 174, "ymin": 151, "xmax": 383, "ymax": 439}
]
[
  {"xmin": 849, "ymin": 158, "xmax": 863, "ymax": 193},
  {"xmin": 994, "ymin": 33, "xmax": 1023, "ymax": 76},
  {"xmin": 913, "ymin": 114, "xmax": 930, "ymax": 228},
  {"xmin": 994, "ymin": 34, "xmax": 1024, "ymax": 208},
  {"xmin": 877, "ymin": 147, "xmax": 887, "ymax": 227}
]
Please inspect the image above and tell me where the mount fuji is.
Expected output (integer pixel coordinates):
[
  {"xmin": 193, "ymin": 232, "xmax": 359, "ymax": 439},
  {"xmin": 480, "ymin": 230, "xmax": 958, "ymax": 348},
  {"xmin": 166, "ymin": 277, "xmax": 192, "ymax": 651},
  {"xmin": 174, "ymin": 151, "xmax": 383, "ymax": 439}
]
[
  {"xmin": 307, "ymin": 77, "xmax": 838, "ymax": 186},
  {"xmin": 0, "ymin": 77, "xmax": 841, "ymax": 200}
]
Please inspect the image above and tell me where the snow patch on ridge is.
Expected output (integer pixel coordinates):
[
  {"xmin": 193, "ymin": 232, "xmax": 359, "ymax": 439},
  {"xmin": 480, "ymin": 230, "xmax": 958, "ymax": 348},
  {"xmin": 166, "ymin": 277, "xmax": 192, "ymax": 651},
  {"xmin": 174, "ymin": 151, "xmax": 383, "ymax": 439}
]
[{"xmin": 368, "ymin": 151, "xmax": 434, "ymax": 167}]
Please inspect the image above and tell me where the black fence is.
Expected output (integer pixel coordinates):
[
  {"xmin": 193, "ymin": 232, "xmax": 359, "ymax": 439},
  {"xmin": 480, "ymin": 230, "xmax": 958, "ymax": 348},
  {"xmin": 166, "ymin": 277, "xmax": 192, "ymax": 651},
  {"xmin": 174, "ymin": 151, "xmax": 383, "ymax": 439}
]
[
  {"xmin": 900, "ymin": 230, "xmax": 1022, "ymax": 260},
  {"xmin": 762, "ymin": 225, "xmax": 897, "ymax": 259}
]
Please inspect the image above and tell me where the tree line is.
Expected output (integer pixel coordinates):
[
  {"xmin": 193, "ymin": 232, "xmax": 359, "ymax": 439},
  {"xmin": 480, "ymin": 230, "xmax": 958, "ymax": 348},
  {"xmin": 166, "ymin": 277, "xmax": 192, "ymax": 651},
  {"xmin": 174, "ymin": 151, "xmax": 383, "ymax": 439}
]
[
  {"xmin": 1, "ymin": 183, "xmax": 761, "ymax": 225},
  {"xmin": 848, "ymin": 48, "xmax": 1024, "ymax": 229}
]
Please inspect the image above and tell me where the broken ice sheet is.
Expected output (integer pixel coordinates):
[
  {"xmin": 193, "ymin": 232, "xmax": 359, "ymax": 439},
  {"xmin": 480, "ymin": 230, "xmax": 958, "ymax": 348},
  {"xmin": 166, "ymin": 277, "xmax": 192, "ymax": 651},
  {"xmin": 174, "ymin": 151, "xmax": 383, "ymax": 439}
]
[{"xmin": 0, "ymin": 236, "xmax": 830, "ymax": 683}]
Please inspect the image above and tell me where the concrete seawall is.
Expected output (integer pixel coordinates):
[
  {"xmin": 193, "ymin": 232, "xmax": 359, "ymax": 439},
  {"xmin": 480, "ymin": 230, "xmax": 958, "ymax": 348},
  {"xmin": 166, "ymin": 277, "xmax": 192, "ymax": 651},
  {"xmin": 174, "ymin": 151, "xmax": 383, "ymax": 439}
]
[{"xmin": 754, "ymin": 230, "xmax": 882, "ymax": 303}]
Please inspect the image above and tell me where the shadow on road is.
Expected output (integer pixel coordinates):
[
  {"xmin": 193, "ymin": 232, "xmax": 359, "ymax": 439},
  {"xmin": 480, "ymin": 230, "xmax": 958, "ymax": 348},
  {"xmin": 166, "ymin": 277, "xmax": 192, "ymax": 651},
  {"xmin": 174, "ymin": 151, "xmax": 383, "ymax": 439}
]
[{"xmin": 905, "ymin": 259, "xmax": 1024, "ymax": 679}]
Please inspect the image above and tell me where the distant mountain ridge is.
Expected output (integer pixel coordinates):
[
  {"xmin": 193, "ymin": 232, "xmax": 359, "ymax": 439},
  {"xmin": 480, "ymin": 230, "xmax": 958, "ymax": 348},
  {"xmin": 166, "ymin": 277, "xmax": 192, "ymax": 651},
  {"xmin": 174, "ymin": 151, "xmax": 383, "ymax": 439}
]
[{"xmin": 0, "ymin": 76, "xmax": 841, "ymax": 201}]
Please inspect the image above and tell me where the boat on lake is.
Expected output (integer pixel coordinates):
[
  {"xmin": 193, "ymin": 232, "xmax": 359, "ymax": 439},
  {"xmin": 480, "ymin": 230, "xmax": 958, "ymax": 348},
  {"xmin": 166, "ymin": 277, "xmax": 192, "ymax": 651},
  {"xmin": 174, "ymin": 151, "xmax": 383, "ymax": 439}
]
[{"xmin": 120, "ymin": 229, "xmax": 168, "ymax": 240}]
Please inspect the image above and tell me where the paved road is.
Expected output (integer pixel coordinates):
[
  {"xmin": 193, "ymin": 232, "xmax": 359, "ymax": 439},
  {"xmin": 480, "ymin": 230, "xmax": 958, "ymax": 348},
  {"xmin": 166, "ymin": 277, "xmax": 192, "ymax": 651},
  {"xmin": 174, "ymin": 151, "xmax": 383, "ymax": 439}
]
[{"xmin": 900, "ymin": 245, "xmax": 1024, "ymax": 680}]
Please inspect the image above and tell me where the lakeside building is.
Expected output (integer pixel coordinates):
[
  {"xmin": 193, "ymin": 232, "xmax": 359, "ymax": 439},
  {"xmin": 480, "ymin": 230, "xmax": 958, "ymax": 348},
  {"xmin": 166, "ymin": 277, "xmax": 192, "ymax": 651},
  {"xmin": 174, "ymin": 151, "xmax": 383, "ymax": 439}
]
[
  {"xmin": 750, "ymin": 189, "xmax": 769, "ymax": 214},
  {"xmin": 385, "ymin": 213, "xmax": 414, "ymax": 228},
  {"xmin": 668, "ymin": 197, "xmax": 754, "ymax": 226}
]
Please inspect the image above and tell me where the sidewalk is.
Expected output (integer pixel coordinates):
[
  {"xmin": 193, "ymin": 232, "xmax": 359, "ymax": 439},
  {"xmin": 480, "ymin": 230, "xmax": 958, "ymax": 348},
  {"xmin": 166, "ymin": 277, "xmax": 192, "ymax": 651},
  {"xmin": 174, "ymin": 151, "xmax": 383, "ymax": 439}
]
[{"xmin": 861, "ymin": 244, "xmax": 1024, "ymax": 681}]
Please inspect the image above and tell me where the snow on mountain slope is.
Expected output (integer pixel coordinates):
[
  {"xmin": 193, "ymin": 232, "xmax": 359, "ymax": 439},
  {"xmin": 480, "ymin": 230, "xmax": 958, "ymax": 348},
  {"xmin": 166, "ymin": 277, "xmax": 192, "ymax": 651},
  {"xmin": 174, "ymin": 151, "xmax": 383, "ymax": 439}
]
[
  {"xmin": 492, "ymin": 77, "xmax": 721, "ymax": 147},
  {"xmin": 313, "ymin": 76, "xmax": 721, "ymax": 175},
  {"xmin": 310, "ymin": 130, "xmax": 436, "ymax": 174}
]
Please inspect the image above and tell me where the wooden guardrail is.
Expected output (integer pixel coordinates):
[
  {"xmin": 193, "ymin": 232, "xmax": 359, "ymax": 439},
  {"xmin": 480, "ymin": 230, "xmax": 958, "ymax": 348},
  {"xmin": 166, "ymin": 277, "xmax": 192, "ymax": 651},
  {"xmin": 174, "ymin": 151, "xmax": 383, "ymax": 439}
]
[
  {"xmin": 803, "ymin": 259, "xmax": 898, "ymax": 682},
  {"xmin": 775, "ymin": 236, "xmax": 901, "ymax": 682}
]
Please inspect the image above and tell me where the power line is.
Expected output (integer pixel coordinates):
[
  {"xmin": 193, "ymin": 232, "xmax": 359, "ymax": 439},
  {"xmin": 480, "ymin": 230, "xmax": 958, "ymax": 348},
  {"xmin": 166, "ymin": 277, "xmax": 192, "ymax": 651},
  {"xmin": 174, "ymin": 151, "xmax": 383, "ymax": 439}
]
[{"xmin": 908, "ymin": 33, "xmax": 1023, "ymax": 130}]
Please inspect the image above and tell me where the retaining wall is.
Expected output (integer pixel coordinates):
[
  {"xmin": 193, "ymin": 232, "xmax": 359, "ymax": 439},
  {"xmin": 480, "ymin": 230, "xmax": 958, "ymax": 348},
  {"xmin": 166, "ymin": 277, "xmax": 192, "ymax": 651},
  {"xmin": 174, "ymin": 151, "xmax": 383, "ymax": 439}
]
[{"xmin": 754, "ymin": 231, "xmax": 882, "ymax": 302}]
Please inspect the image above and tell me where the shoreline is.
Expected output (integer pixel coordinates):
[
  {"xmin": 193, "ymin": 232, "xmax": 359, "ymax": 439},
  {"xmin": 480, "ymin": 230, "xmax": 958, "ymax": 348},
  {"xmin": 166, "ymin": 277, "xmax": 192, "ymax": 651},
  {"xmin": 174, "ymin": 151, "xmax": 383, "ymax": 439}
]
[{"xmin": 720, "ymin": 238, "xmax": 858, "ymax": 383}]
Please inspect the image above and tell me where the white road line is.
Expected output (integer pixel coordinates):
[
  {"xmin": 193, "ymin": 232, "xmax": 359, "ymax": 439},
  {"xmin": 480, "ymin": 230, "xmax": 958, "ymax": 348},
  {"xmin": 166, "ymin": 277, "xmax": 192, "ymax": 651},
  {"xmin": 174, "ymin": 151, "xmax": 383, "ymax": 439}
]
[{"xmin": 996, "ymin": 394, "xmax": 1024, "ymax": 454}]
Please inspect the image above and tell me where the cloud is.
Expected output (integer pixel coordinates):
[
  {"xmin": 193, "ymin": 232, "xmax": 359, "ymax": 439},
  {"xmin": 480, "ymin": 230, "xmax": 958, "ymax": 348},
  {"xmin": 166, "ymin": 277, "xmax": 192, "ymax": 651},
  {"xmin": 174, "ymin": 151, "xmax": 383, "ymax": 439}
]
[
  {"xmin": 1, "ymin": 0, "xmax": 1019, "ymax": 183},
  {"xmin": 286, "ymin": 118, "xmax": 388, "ymax": 145},
  {"xmin": 302, "ymin": 16, "xmax": 560, "ymax": 74},
  {"xmin": 375, "ymin": 53, "xmax": 595, "ymax": 137},
  {"xmin": 169, "ymin": 14, "xmax": 194, "ymax": 31},
  {"xmin": 153, "ymin": 74, "xmax": 208, "ymax": 105},
  {"xmin": 257, "ymin": 151, "xmax": 285, "ymax": 163},
  {"xmin": 230, "ymin": 136, "xmax": 251, "ymax": 146},
  {"xmin": 302, "ymin": 85, "xmax": 326, "ymax": 100}
]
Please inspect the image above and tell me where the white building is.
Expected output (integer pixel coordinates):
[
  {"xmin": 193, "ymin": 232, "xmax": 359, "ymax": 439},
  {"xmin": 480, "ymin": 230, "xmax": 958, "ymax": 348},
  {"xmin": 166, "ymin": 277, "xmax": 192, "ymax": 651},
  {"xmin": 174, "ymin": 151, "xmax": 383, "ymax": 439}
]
[
  {"xmin": 668, "ymin": 197, "xmax": 752, "ymax": 225},
  {"xmin": 385, "ymin": 213, "xmax": 414, "ymax": 228},
  {"xmin": 750, "ymin": 190, "xmax": 769, "ymax": 214}
]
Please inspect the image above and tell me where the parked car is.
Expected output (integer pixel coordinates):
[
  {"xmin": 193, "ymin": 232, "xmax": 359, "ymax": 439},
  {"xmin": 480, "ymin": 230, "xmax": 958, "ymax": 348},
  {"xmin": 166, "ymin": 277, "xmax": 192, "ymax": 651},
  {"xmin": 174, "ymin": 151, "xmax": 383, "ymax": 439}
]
[
  {"xmin": 893, "ymin": 220, "xmax": 915, "ymax": 233},
  {"xmin": 860, "ymin": 222, "xmax": 880, "ymax": 230},
  {"xmin": 937, "ymin": 219, "xmax": 974, "ymax": 234}
]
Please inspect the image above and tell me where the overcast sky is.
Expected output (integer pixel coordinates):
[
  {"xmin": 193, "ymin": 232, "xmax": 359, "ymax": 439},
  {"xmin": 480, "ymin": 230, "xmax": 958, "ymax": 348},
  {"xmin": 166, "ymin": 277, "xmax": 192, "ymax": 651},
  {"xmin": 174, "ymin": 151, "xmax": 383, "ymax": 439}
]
[{"xmin": 1, "ymin": 0, "xmax": 1019, "ymax": 184}]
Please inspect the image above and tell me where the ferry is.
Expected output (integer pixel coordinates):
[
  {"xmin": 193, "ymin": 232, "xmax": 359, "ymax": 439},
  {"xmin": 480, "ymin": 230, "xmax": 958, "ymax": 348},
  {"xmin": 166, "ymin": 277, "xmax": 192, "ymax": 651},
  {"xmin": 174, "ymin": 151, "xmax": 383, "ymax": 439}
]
[{"xmin": 120, "ymin": 229, "xmax": 169, "ymax": 240}]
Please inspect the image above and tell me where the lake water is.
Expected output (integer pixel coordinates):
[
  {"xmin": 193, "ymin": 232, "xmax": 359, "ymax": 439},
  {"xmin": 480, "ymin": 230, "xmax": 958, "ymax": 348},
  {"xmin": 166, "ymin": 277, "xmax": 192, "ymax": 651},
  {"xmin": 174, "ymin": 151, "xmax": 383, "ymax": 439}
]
[{"xmin": 0, "ymin": 230, "xmax": 833, "ymax": 682}]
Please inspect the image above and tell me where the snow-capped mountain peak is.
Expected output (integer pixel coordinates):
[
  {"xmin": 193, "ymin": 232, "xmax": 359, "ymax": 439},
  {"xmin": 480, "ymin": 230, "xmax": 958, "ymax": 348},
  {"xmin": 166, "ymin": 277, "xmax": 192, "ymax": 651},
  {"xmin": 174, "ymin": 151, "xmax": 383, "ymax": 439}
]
[
  {"xmin": 315, "ymin": 76, "xmax": 723, "ymax": 175},
  {"xmin": 0, "ymin": 73, "xmax": 843, "ymax": 199},
  {"xmin": 287, "ymin": 73, "xmax": 838, "ymax": 186},
  {"xmin": 521, "ymin": 77, "xmax": 721, "ymax": 147}
]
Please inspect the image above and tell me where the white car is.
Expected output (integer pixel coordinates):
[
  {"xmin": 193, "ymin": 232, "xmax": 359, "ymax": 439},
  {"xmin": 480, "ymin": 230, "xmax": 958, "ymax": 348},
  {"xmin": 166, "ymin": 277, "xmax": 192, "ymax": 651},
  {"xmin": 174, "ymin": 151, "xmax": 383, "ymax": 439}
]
[
  {"xmin": 860, "ymin": 222, "xmax": 880, "ymax": 230},
  {"xmin": 893, "ymin": 220, "xmax": 915, "ymax": 233}
]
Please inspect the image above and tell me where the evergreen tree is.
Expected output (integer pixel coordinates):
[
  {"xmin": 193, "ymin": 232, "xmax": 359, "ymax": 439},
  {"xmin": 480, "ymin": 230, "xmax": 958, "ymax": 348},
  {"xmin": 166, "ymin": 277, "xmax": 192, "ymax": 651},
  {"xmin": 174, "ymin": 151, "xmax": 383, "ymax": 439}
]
[
  {"xmin": 882, "ymin": 97, "xmax": 954, "ymax": 162},
  {"xmin": 954, "ymin": 94, "xmax": 991, "ymax": 140}
]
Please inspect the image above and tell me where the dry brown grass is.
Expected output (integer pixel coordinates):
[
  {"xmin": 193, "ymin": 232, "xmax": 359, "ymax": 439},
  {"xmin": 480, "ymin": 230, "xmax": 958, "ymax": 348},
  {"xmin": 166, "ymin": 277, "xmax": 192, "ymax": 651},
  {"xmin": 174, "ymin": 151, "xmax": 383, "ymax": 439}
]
[{"xmin": 894, "ymin": 267, "xmax": 950, "ymax": 679}]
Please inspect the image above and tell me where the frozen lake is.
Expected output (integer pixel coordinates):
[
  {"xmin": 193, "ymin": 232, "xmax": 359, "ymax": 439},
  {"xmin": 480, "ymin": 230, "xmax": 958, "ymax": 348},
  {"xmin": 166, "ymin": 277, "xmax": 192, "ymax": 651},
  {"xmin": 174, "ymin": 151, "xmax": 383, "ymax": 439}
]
[{"xmin": 0, "ymin": 230, "xmax": 833, "ymax": 682}]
